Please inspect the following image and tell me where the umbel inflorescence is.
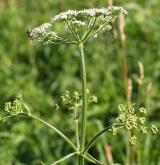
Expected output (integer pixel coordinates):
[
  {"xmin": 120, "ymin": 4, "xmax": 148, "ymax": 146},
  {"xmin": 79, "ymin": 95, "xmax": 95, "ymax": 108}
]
[
  {"xmin": 28, "ymin": 6, "xmax": 127, "ymax": 45},
  {"xmin": 56, "ymin": 90, "xmax": 97, "ymax": 120},
  {"xmin": 110, "ymin": 104, "xmax": 159, "ymax": 145}
]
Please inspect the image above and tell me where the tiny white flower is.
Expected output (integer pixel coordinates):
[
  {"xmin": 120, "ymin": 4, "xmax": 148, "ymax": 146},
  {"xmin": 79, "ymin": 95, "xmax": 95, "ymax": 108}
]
[
  {"xmin": 72, "ymin": 20, "xmax": 86, "ymax": 27},
  {"xmin": 60, "ymin": 14, "xmax": 68, "ymax": 20},
  {"xmin": 93, "ymin": 34, "xmax": 98, "ymax": 38}
]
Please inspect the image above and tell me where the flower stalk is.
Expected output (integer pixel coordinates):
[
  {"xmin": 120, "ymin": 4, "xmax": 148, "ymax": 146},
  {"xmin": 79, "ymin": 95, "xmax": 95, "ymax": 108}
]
[
  {"xmin": 79, "ymin": 42, "xmax": 87, "ymax": 165},
  {"xmin": 74, "ymin": 105, "xmax": 80, "ymax": 149},
  {"xmin": 79, "ymin": 43, "xmax": 87, "ymax": 150}
]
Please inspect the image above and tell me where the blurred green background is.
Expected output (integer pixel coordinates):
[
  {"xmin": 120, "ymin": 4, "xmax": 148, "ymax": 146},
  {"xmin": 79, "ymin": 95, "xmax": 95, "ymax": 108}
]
[{"xmin": 0, "ymin": 0, "xmax": 160, "ymax": 164}]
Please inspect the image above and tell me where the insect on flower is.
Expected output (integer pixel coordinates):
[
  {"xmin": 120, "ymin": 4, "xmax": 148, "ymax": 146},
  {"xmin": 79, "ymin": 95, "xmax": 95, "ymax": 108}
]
[{"xmin": 26, "ymin": 28, "xmax": 33, "ymax": 38}]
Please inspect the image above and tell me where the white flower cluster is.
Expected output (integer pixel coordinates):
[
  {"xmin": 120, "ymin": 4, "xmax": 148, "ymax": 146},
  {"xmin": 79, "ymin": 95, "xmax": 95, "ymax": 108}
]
[
  {"xmin": 33, "ymin": 23, "xmax": 52, "ymax": 33},
  {"xmin": 29, "ymin": 23, "xmax": 59, "ymax": 45},
  {"xmin": 71, "ymin": 19, "xmax": 86, "ymax": 27},
  {"xmin": 28, "ymin": 6, "xmax": 127, "ymax": 44},
  {"xmin": 51, "ymin": 6, "xmax": 127, "ymax": 23},
  {"xmin": 52, "ymin": 10, "xmax": 78, "ymax": 22}
]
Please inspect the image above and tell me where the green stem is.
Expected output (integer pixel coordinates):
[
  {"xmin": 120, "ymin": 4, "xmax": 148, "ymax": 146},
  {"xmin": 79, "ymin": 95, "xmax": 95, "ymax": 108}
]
[
  {"xmin": 66, "ymin": 21, "xmax": 79, "ymax": 41},
  {"xmin": 29, "ymin": 114, "xmax": 77, "ymax": 151},
  {"xmin": 82, "ymin": 17, "xmax": 97, "ymax": 42},
  {"xmin": 0, "ymin": 114, "xmax": 18, "ymax": 122},
  {"xmin": 83, "ymin": 155, "xmax": 97, "ymax": 164},
  {"xmin": 85, "ymin": 153, "xmax": 104, "ymax": 165},
  {"xmin": 1, "ymin": 112, "xmax": 77, "ymax": 151},
  {"xmin": 75, "ymin": 119, "xmax": 80, "ymax": 149},
  {"xmin": 84, "ymin": 22, "xmax": 108, "ymax": 42},
  {"xmin": 79, "ymin": 157, "xmax": 85, "ymax": 165},
  {"xmin": 79, "ymin": 42, "xmax": 87, "ymax": 165},
  {"xmin": 83, "ymin": 124, "xmax": 124, "ymax": 154},
  {"xmin": 23, "ymin": 103, "xmax": 77, "ymax": 151},
  {"xmin": 126, "ymin": 130, "xmax": 131, "ymax": 165},
  {"xmin": 71, "ymin": 23, "xmax": 81, "ymax": 42},
  {"xmin": 74, "ymin": 105, "xmax": 80, "ymax": 149},
  {"xmin": 51, "ymin": 152, "xmax": 77, "ymax": 165}
]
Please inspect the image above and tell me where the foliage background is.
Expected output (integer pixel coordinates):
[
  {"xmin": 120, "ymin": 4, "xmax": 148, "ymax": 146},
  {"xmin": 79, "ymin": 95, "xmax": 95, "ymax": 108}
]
[{"xmin": 0, "ymin": 0, "xmax": 160, "ymax": 164}]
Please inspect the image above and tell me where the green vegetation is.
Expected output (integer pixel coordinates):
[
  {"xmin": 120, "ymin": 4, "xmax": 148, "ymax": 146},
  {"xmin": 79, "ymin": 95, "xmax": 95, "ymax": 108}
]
[{"xmin": 0, "ymin": 0, "xmax": 160, "ymax": 164}]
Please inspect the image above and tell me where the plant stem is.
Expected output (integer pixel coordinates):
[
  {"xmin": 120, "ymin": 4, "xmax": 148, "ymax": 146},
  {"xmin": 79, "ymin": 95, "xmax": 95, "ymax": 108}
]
[
  {"xmin": 85, "ymin": 153, "xmax": 104, "ymax": 165},
  {"xmin": 1, "ymin": 112, "xmax": 78, "ymax": 152},
  {"xmin": 83, "ymin": 124, "xmax": 124, "ymax": 154},
  {"xmin": 75, "ymin": 119, "xmax": 80, "ymax": 149},
  {"xmin": 79, "ymin": 42, "xmax": 87, "ymax": 165},
  {"xmin": 74, "ymin": 105, "xmax": 80, "ymax": 149},
  {"xmin": 126, "ymin": 130, "xmax": 131, "ymax": 165},
  {"xmin": 66, "ymin": 21, "xmax": 79, "ymax": 41},
  {"xmin": 29, "ymin": 114, "xmax": 77, "ymax": 151},
  {"xmin": 84, "ymin": 22, "xmax": 108, "ymax": 42},
  {"xmin": 51, "ymin": 152, "xmax": 77, "ymax": 165},
  {"xmin": 82, "ymin": 17, "xmax": 97, "ymax": 42}
]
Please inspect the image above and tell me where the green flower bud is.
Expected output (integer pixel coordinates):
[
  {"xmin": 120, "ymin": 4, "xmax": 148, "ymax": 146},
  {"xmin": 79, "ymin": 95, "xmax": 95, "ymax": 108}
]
[
  {"xmin": 151, "ymin": 124, "xmax": 158, "ymax": 134},
  {"xmin": 129, "ymin": 136, "xmax": 137, "ymax": 145}
]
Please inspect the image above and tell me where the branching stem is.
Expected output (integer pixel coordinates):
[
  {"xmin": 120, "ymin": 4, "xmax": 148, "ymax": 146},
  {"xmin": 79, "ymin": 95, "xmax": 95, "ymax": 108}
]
[
  {"xmin": 1, "ymin": 112, "xmax": 77, "ymax": 152},
  {"xmin": 29, "ymin": 114, "xmax": 77, "ymax": 151},
  {"xmin": 84, "ymin": 22, "xmax": 108, "ymax": 42},
  {"xmin": 83, "ymin": 124, "xmax": 124, "ymax": 154},
  {"xmin": 82, "ymin": 17, "xmax": 97, "ymax": 42},
  {"xmin": 51, "ymin": 152, "xmax": 77, "ymax": 165}
]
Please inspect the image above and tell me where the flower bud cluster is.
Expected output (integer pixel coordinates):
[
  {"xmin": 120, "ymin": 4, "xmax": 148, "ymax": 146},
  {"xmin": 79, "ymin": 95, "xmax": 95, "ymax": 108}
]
[
  {"xmin": 89, "ymin": 95, "xmax": 98, "ymax": 104},
  {"xmin": 86, "ymin": 89, "xmax": 98, "ymax": 104},
  {"xmin": 151, "ymin": 124, "xmax": 159, "ymax": 134},
  {"xmin": 129, "ymin": 136, "xmax": 137, "ymax": 145},
  {"xmin": 56, "ymin": 90, "xmax": 98, "ymax": 119},
  {"xmin": 56, "ymin": 91, "xmax": 82, "ymax": 113},
  {"xmin": 0, "ymin": 95, "xmax": 24, "ymax": 123},
  {"xmin": 4, "ymin": 95, "xmax": 24, "ymax": 115},
  {"xmin": 109, "ymin": 126, "xmax": 119, "ymax": 136},
  {"xmin": 110, "ymin": 104, "xmax": 159, "ymax": 145}
]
